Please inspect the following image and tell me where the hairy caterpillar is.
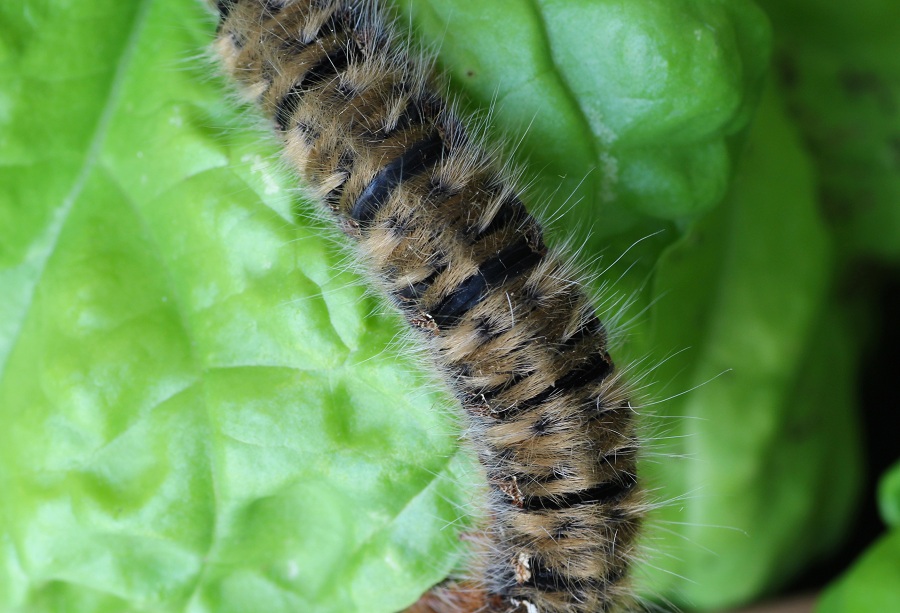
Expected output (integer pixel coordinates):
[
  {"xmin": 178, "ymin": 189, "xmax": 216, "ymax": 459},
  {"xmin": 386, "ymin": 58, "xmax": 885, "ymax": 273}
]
[{"xmin": 210, "ymin": 1, "xmax": 644, "ymax": 611}]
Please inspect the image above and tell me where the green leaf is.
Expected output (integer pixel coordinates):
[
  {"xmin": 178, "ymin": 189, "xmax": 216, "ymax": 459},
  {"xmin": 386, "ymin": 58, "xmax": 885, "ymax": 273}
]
[
  {"xmin": 632, "ymin": 83, "xmax": 863, "ymax": 609},
  {"xmin": 817, "ymin": 530, "xmax": 900, "ymax": 612},
  {"xmin": 817, "ymin": 463, "xmax": 900, "ymax": 612},
  {"xmin": 399, "ymin": 0, "xmax": 771, "ymax": 233},
  {"xmin": 756, "ymin": 0, "xmax": 900, "ymax": 261},
  {"xmin": 879, "ymin": 460, "xmax": 900, "ymax": 529}
]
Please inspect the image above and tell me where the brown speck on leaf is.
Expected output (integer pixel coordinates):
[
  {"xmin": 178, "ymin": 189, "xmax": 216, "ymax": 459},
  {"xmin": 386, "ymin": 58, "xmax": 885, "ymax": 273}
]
[
  {"xmin": 776, "ymin": 52, "xmax": 799, "ymax": 89},
  {"xmin": 839, "ymin": 68, "xmax": 896, "ymax": 112},
  {"xmin": 819, "ymin": 185, "xmax": 876, "ymax": 222}
]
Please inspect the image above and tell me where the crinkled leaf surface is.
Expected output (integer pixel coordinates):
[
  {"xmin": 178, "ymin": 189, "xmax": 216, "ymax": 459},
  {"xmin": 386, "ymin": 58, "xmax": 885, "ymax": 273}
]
[
  {"xmin": 0, "ymin": 1, "xmax": 864, "ymax": 612},
  {"xmin": 0, "ymin": 2, "xmax": 472, "ymax": 612}
]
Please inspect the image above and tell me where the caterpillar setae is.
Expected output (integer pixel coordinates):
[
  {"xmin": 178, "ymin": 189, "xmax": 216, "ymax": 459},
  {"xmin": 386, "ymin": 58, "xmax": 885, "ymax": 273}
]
[{"xmin": 209, "ymin": 1, "xmax": 644, "ymax": 611}]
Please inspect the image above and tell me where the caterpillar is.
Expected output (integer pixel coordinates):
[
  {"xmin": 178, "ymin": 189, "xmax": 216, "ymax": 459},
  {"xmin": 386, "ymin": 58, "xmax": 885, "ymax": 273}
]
[{"xmin": 209, "ymin": 1, "xmax": 644, "ymax": 612}]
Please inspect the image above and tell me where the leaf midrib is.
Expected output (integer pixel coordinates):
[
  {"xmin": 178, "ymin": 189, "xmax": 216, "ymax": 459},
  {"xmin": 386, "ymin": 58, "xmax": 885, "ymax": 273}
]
[{"xmin": 0, "ymin": 0, "xmax": 155, "ymax": 375}]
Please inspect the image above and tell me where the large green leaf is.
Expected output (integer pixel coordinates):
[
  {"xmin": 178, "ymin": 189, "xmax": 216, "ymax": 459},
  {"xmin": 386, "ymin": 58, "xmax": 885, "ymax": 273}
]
[{"xmin": 0, "ymin": 1, "xmax": 864, "ymax": 612}]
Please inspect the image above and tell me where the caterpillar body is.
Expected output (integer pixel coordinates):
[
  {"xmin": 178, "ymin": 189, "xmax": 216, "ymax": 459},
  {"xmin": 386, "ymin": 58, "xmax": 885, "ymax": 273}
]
[{"xmin": 211, "ymin": 1, "xmax": 643, "ymax": 612}]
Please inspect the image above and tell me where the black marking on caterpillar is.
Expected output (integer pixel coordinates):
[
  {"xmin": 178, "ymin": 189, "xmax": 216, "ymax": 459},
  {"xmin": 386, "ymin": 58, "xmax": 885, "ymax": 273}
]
[
  {"xmin": 209, "ymin": 1, "xmax": 644, "ymax": 611},
  {"xmin": 351, "ymin": 132, "xmax": 447, "ymax": 222},
  {"xmin": 431, "ymin": 236, "xmax": 546, "ymax": 329}
]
